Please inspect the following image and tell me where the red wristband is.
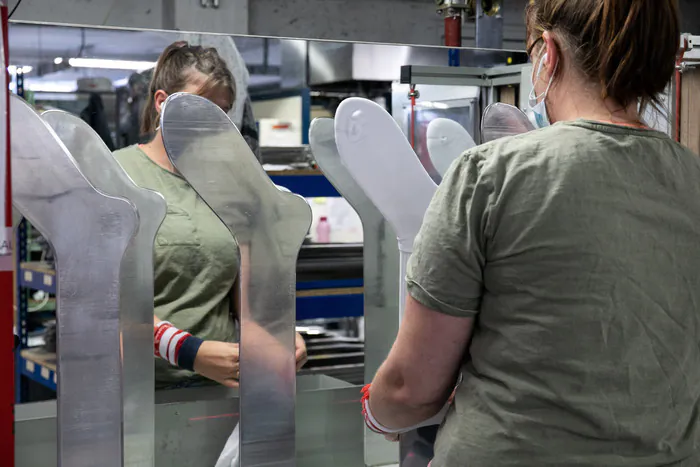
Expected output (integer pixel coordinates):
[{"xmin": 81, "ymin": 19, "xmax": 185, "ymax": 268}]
[{"xmin": 154, "ymin": 321, "xmax": 193, "ymax": 367}]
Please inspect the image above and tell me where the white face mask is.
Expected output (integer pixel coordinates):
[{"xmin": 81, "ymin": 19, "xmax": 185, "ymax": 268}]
[{"xmin": 528, "ymin": 53, "xmax": 558, "ymax": 128}]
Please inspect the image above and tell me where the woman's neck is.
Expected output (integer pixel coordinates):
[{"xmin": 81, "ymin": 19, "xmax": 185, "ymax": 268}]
[
  {"xmin": 548, "ymin": 80, "xmax": 644, "ymax": 127},
  {"xmin": 139, "ymin": 130, "xmax": 175, "ymax": 172}
]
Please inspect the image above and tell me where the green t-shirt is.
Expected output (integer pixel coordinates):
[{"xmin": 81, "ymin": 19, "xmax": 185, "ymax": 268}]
[
  {"xmin": 408, "ymin": 121, "xmax": 700, "ymax": 466},
  {"xmin": 114, "ymin": 145, "xmax": 239, "ymax": 389}
]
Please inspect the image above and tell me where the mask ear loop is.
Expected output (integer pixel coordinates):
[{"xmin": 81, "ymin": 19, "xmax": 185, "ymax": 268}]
[{"xmin": 529, "ymin": 53, "xmax": 559, "ymax": 103}]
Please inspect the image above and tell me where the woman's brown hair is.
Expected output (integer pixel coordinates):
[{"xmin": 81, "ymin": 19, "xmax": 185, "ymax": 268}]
[
  {"xmin": 142, "ymin": 41, "xmax": 236, "ymax": 135},
  {"xmin": 526, "ymin": 0, "xmax": 680, "ymax": 110}
]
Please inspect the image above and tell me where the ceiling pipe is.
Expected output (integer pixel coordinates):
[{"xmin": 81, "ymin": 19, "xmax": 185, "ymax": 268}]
[{"xmin": 436, "ymin": 0, "xmax": 469, "ymax": 66}]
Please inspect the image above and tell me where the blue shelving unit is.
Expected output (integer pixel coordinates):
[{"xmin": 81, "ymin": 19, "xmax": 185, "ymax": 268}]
[
  {"xmin": 19, "ymin": 349, "xmax": 56, "ymax": 392},
  {"xmin": 296, "ymin": 279, "xmax": 363, "ymax": 321},
  {"xmin": 14, "ymin": 262, "xmax": 363, "ymax": 394},
  {"xmin": 17, "ymin": 262, "xmax": 363, "ymax": 323},
  {"xmin": 269, "ymin": 172, "xmax": 340, "ymax": 198}
]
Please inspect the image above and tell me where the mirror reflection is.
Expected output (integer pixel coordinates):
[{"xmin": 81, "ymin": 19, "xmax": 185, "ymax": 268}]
[{"xmin": 10, "ymin": 21, "xmax": 529, "ymax": 467}]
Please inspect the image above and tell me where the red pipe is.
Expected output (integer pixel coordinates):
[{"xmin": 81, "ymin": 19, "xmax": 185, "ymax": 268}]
[
  {"xmin": 0, "ymin": 2, "xmax": 13, "ymax": 464},
  {"xmin": 444, "ymin": 14, "xmax": 462, "ymax": 48},
  {"xmin": 410, "ymin": 91, "xmax": 416, "ymax": 148}
]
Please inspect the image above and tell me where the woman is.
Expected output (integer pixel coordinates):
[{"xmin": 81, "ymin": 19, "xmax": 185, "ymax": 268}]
[
  {"xmin": 114, "ymin": 41, "xmax": 307, "ymax": 390},
  {"xmin": 363, "ymin": 0, "xmax": 700, "ymax": 465}
]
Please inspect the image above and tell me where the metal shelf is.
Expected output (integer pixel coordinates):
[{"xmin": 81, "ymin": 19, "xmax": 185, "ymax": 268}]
[
  {"xmin": 268, "ymin": 171, "xmax": 340, "ymax": 198},
  {"xmin": 18, "ymin": 262, "xmax": 364, "ymax": 321},
  {"xmin": 19, "ymin": 262, "xmax": 55, "ymax": 294},
  {"xmin": 19, "ymin": 349, "xmax": 56, "ymax": 392}
]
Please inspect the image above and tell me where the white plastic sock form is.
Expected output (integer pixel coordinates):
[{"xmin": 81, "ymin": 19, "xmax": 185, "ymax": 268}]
[
  {"xmin": 334, "ymin": 97, "xmax": 437, "ymax": 320},
  {"xmin": 426, "ymin": 118, "xmax": 476, "ymax": 178}
]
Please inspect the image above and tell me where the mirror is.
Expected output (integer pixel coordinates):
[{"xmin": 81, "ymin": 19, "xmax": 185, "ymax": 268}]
[{"xmin": 9, "ymin": 21, "xmax": 529, "ymax": 467}]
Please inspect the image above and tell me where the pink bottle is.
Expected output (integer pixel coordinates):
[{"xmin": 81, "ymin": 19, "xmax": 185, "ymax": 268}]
[{"xmin": 316, "ymin": 216, "xmax": 331, "ymax": 243}]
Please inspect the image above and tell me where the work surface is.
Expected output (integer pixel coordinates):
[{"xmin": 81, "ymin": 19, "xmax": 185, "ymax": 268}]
[{"xmin": 15, "ymin": 375, "xmax": 365, "ymax": 467}]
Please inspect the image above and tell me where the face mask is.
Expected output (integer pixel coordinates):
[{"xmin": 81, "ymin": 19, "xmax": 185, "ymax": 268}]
[{"xmin": 528, "ymin": 53, "xmax": 558, "ymax": 128}]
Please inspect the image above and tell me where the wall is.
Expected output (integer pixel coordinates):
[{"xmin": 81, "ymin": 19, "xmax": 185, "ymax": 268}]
[
  {"xmin": 11, "ymin": 0, "xmax": 699, "ymax": 56},
  {"xmin": 10, "ymin": 0, "xmax": 529, "ymax": 48}
]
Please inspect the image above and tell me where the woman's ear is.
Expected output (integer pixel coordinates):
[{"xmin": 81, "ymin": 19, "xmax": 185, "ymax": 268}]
[
  {"xmin": 154, "ymin": 90, "xmax": 168, "ymax": 115},
  {"xmin": 542, "ymin": 31, "xmax": 559, "ymax": 78}
]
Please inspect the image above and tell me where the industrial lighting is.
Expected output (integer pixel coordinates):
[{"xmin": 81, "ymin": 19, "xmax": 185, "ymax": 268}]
[
  {"xmin": 54, "ymin": 57, "xmax": 63, "ymax": 65},
  {"xmin": 7, "ymin": 65, "xmax": 33, "ymax": 74},
  {"xmin": 112, "ymin": 77, "xmax": 129, "ymax": 87},
  {"xmin": 415, "ymin": 101, "xmax": 450, "ymax": 110},
  {"xmin": 26, "ymin": 81, "xmax": 78, "ymax": 93},
  {"xmin": 68, "ymin": 58, "xmax": 156, "ymax": 72}
]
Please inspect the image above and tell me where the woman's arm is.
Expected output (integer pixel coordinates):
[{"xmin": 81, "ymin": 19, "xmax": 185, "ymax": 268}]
[
  {"xmin": 368, "ymin": 152, "xmax": 491, "ymax": 431},
  {"xmin": 368, "ymin": 294, "xmax": 474, "ymax": 430}
]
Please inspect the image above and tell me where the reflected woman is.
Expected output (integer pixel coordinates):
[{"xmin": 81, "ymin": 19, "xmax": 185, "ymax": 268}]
[{"xmin": 114, "ymin": 41, "xmax": 307, "ymax": 390}]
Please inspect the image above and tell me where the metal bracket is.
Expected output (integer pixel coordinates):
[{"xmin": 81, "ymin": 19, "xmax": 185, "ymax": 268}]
[
  {"xmin": 435, "ymin": 0, "xmax": 471, "ymax": 17},
  {"xmin": 679, "ymin": 33, "xmax": 700, "ymax": 72},
  {"xmin": 435, "ymin": 0, "xmax": 501, "ymax": 18},
  {"xmin": 401, "ymin": 63, "xmax": 527, "ymax": 87}
]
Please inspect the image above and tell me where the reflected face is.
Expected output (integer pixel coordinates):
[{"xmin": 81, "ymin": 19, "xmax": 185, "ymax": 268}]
[
  {"xmin": 180, "ymin": 78, "xmax": 233, "ymax": 114},
  {"xmin": 154, "ymin": 73, "xmax": 233, "ymax": 120}
]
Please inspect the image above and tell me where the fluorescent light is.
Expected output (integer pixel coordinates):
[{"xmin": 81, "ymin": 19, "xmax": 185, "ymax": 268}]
[
  {"xmin": 415, "ymin": 101, "xmax": 450, "ymax": 110},
  {"xmin": 54, "ymin": 57, "xmax": 63, "ymax": 65},
  {"xmin": 113, "ymin": 77, "xmax": 129, "ymax": 87},
  {"xmin": 26, "ymin": 81, "xmax": 78, "ymax": 93},
  {"xmin": 8, "ymin": 65, "xmax": 33, "ymax": 74},
  {"xmin": 68, "ymin": 58, "xmax": 156, "ymax": 71}
]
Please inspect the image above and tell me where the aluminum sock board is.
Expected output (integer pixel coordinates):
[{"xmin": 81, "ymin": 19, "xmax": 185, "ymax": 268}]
[
  {"xmin": 309, "ymin": 118, "xmax": 399, "ymax": 467},
  {"xmin": 161, "ymin": 93, "xmax": 311, "ymax": 467},
  {"xmin": 42, "ymin": 110, "xmax": 167, "ymax": 467},
  {"xmin": 11, "ymin": 95, "xmax": 137, "ymax": 467}
]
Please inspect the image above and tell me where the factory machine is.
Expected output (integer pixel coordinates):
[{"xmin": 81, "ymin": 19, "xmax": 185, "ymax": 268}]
[{"xmin": 4, "ymin": 14, "xmax": 698, "ymax": 467}]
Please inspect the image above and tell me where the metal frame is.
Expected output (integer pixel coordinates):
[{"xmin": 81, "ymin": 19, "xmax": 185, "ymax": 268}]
[
  {"xmin": 14, "ymin": 221, "xmax": 29, "ymax": 402},
  {"xmin": 679, "ymin": 34, "xmax": 700, "ymax": 71},
  {"xmin": 475, "ymin": 0, "xmax": 503, "ymax": 49},
  {"xmin": 400, "ymin": 64, "xmax": 527, "ymax": 87},
  {"xmin": 672, "ymin": 33, "xmax": 700, "ymax": 143}
]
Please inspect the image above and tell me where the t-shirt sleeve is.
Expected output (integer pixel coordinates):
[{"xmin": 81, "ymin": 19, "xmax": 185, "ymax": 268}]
[{"xmin": 406, "ymin": 151, "xmax": 493, "ymax": 317}]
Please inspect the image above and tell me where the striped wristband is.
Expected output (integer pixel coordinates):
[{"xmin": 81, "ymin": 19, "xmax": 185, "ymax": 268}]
[
  {"xmin": 154, "ymin": 321, "xmax": 204, "ymax": 372},
  {"xmin": 361, "ymin": 384, "xmax": 401, "ymax": 435},
  {"xmin": 361, "ymin": 381, "xmax": 459, "ymax": 435}
]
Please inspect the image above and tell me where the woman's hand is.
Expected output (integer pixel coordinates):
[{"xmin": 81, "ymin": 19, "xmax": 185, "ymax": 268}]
[
  {"xmin": 193, "ymin": 340, "xmax": 240, "ymax": 388},
  {"xmin": 295, "ymin": 332, "xmax": 308, "ymax": 371}
]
